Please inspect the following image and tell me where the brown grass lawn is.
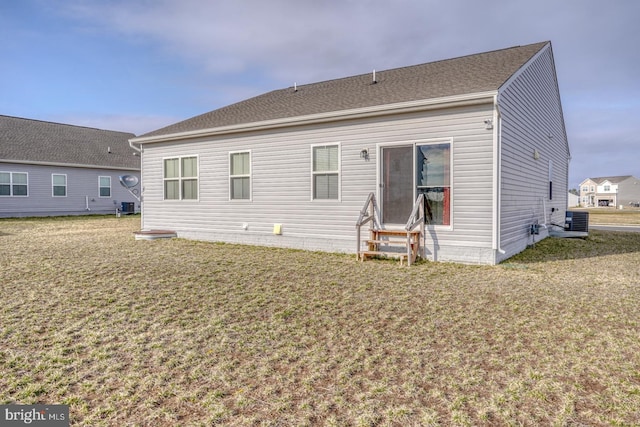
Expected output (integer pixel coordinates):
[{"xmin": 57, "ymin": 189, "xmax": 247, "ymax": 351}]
[
  {"xmin": 578, "ymin": 207, "xmax": 640, "ymax": 225},
  {"xmin": 1, "ymin": 216, "xmax": 640, "ymax": 426}
]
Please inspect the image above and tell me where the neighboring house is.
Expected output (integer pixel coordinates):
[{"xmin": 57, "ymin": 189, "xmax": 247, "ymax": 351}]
[
  {"xmin": 579, "ymin": 176, "xmax": 640, "ymax": 207},
  {"xmin": 130, "ymin": 41, "xmax": 569, "ymax": 265},
  {"xmin": 0, "ymin": 115, "xmax": 140, "ymax": 217}
]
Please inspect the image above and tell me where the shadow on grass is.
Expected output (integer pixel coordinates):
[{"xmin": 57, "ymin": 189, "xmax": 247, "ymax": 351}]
[{"xmin": 506, "ymin": 229, "xmax": 640, "ymax": 264}]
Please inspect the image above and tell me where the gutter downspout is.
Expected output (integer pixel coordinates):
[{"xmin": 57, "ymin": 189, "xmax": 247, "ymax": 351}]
[
  {"xmin": 493, "ymin": 96, "xmax": 506, "ymax": 259},
  {"xmin": 128, "ymin": 139, "xmax": 143, "ymax": 226}
]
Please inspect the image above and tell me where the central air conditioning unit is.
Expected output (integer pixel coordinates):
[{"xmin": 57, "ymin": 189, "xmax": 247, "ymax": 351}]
[{"xmin": 565, "ymin": 211, "xmax": 589, "ymax": 232}]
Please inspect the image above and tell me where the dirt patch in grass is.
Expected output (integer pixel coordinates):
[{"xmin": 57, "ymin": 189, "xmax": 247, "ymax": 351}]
[{"xmin": 1, "ymin": 216, "xmax": 640, "ymax": 426}]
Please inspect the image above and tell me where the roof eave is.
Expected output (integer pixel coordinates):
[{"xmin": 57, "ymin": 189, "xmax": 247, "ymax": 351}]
[
  {"xmin": 0, "ymin": 159, "xmax": 140, "ymax": 171},
  {"xmin": 131, "ymin": 91, "xmax": 498, "ymax": 145}
]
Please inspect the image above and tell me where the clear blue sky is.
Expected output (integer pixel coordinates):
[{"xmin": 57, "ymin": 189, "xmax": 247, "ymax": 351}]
[{"xmin": 1, "ymin": 0, "xmax": 639, "ymax": 189}]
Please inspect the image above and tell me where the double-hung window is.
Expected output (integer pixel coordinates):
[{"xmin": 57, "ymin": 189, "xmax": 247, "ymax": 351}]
[
  {"xmin": 164, "ymin": 156, "xmax": 198, "ymax": 200},
  {"xmin": 52, "ymin": 174, "xmax": 67, "ymax": 197},
  {"xmin": 312, "ymin": 144, "xmax": 340, "ymax": 200},
  {"xmin": 0, "ymin": 172, "xmax": 28, "ymax": 196},
  {"xmin": 230, "ymin": 151, "xmax": 251, "ymax": 200},
  {"xmin": 99, "ymin": 176, "xmax": 111, "ymax": 197}
]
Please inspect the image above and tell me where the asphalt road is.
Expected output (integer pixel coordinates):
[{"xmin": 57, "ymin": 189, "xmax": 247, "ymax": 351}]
[{"xmin": 590, "ymin": 224, "xmax": 640, "ymax": 233}]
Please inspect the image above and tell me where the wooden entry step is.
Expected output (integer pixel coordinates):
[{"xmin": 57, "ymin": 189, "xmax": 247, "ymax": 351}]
[{"xmin": 359, "ymin": 229, "xmax": 421, "ymax": 265}]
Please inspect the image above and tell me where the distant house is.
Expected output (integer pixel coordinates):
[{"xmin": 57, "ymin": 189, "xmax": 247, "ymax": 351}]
[
  {"xmin": 130, "ymin": 41, "xmax": 569, "ymax": 265},
  {"xmin": 579, "ymin": 176, "xmax": 640, "ymax": 207},
  {"xmin": 0, "ymin": 115, "xmax": 140, "ymax": 217}
]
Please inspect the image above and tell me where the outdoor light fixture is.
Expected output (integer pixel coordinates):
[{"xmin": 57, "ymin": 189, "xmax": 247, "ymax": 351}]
[
  {"xmin": 360, "ymin": 148, "xmax": 369, "ymax": 160},
  {"xmin": 484, "ymin": 119, "xmax": 493, "ymax": 130}
]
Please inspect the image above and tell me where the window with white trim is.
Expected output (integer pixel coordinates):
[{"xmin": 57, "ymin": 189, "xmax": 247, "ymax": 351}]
[
  {"xmin": 52, "ymin": 174, "xmax": 67, "ymax": 197},
  {"xmin": 164, "ymin": 156, "xmax": 198, "ymax": 200},
  {"xmin": 0, "ymin": 172, "xmax": 28, "ymax": 196},
  {"xmin": 99, "ymin": 176, "xmax": 111, "ymax": 197},
  {"xmin": 416, "ymin": 142, "xmax": 451, "ymax": 225},
  {"xmin": 230, "ymin": 151, "xmax": 251, "ymax": 200},
  {"xmin": 312, "ymin": 144, "xmax": 340, "ymax": 200}
]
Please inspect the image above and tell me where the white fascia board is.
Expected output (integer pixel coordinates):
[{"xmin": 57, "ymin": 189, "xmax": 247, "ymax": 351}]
[
  {"xmin": 0, "ymin": 159, "xmax": 140, "ymax": 171},
  {"xmin": 131, "ymin": 91, "xmax": 498, "ymax": 145}
]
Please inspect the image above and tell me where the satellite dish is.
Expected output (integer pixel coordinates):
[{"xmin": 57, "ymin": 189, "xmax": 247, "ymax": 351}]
[{"xmin": 119, "ymin": 175, "xmax": 139, "ymax": 189}]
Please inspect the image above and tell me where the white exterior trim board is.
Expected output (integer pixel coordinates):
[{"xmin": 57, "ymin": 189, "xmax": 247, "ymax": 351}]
[{"xmin": 0, "ymin": 159, "xmax": 139, "ymax": 171}]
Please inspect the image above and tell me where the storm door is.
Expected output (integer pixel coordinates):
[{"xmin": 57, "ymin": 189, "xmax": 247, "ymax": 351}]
[{"xmin": 380, "ymin": 145, "xmax": 414, "ymax": 224}]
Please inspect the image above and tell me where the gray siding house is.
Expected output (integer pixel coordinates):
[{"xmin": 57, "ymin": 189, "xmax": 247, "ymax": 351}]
[
  {"xmin": 0, "ymin": 116, "xmax": 140, "ymax": 217},
  {"xmin": 579, "ymin": 176, "xmax": 640, "ymax": 207},
  {"xmin": 131, "ymin": 41, "xmax": 569, "ymax": 264}
]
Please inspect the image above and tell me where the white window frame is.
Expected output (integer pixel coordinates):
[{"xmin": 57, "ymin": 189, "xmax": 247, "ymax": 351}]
[
  {"xmin": 163, "ymin": 155, "xmax": 199, "ymax": 201},
  {"xmin": 0, "ymin": 171, "xmax": 28, "ymax": 197},
  {"xmin": 310, "ymin": 143, "xmax": 341, "ymax": 201},
  {"xmin": 376, "ymin": 138, "xmax": 454, "ymax": 230},
  {"xmin": 229, "ymin": 150, "xmax": 252, "ymax": 201},
  {"xmin": 416, "ymin": 139, "xmax": 453, "ymax": 228},
  {"xmin": 99, "ymin": 176, "xmax": 111, "ymax": 198},
  {"xmin": 52, "ymin": 174, "xmax": 67, "ymax": 197}
]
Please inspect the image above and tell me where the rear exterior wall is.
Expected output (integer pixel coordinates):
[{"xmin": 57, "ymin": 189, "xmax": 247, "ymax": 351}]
[{"xmin": 140, "ymin": 103, "xmax": 499, "ymax": 263}]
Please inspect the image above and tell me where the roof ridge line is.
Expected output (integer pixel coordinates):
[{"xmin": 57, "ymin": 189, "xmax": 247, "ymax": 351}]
[
  {"xmin": 0, "ymin": 114, "xmax": 133, "ymax": 135},
  {"xmin": 286, "ymin": 41, "xmax": 550, "ymax": 90}
]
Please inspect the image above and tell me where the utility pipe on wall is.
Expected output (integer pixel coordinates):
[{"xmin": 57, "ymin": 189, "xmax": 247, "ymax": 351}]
[{"xmin": 492, "ymin": 97, "xmax": 506, "ymax": 257}]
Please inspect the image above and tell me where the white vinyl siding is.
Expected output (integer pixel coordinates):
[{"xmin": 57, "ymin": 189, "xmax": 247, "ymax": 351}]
[
  {"xmin": 52, "ymin": 174, "xmax": 67, "ymax": 197},
  {"xmin": 139, "ymin": 103, "xmax": 496, "ymax": 262},
  {"xmin": 99, "ymin": 176, "xmax": 111, "ymax": 197},
  {"xmin": 498, "ymin": 45, "xmax": 569, "ymax": 256},
  {"xmin": 0, "ymin": 172, "xmax": 28, "ymax": 197},
  {"xmin": 312, "ymin": 144, "xmax": 340, "ymax": 200},
  {"xmin": 229, "ymin": 151, "xmax": 251, "ymax": 200}
]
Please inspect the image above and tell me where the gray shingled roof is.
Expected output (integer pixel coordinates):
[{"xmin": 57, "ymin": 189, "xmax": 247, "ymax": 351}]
[
  {"xmin": 0, "ymin": 115, "xmax": 139, "ymax": 170},
  {"xmin": 589, "ymin": 176, "xmax": 634, "ymax": 184},
  {"xmin": 141, "ymin": 41, "xmax": 549, "ymax": 139}
]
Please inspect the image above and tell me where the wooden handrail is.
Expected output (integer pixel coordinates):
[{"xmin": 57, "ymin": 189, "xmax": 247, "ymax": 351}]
[
  {"xmin": 405, "ymin": 193, "xmax": 425, "ymax": 232},
  {"xmin": 356, "ymin": 192, "xmax": 425, "ymax": 266},
  {"xmin": 355, "ymin": 192, "xmax": 379, "ymax": 259},
  {"xmin": 404, "ymin": 193, "xmax": 425, "ymax": 266}
]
